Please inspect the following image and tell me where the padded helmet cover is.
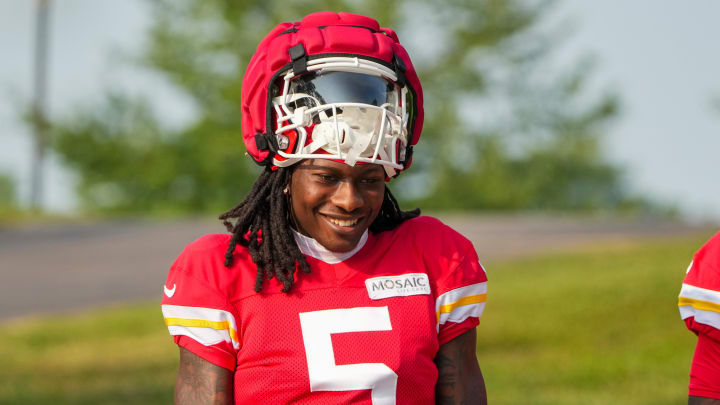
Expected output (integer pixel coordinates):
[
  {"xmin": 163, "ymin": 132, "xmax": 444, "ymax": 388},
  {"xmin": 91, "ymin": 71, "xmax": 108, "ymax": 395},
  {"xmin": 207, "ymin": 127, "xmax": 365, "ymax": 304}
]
[{"xmin": 240, "ymin": 11, "xmax": 424, "ymax": 173}]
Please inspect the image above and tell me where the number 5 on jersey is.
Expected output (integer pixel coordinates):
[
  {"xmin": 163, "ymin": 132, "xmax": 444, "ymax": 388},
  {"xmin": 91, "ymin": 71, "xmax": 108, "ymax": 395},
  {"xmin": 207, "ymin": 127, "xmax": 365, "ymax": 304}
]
[{"xmin": 299, "ymin": 306, "xmax": 398, "ymax": 405}]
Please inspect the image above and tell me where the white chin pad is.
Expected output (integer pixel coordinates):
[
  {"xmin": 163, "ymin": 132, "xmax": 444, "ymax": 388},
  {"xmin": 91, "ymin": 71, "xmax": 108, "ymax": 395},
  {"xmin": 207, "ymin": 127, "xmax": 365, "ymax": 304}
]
[{"xmin": 310, "ymin": 106, "xmax": 386, "ymax": 166}]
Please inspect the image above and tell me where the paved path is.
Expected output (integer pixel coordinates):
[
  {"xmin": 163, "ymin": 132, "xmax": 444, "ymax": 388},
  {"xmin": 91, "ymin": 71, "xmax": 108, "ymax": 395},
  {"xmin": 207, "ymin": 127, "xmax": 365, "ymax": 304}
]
[{"xmin": 0, "ymin": 215, "xmax": 714, "ymax": 321}]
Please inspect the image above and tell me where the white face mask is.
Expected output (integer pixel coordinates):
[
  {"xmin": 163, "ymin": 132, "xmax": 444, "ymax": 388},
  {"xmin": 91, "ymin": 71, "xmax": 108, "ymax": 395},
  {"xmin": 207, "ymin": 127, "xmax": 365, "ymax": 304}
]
[{"xmin": 271, "ymin": 58, "xmax": 411, "ymax": 177}]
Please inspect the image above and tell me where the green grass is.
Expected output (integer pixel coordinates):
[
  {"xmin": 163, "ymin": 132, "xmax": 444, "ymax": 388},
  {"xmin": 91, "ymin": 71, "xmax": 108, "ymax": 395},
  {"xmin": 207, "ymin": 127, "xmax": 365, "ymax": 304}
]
[
  {"xmin": 0, "ymin": 234, "xmax": 710, "ymax": 404},
  {"xmin": 478, "ymin": 234, "xmax": 709, "ymax": 405},
  {"xmin": 0, "ymin": 303, "xmax": 176, "ymax": 405}
]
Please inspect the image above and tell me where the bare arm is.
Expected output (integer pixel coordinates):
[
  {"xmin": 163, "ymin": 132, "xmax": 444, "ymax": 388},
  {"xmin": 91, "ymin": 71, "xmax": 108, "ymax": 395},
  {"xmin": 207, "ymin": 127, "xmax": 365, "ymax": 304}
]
[
  {"xmin": 175, "ymin": 347, "xmax": 233, "ymax": 405},
  {"xmin": 690, "ymin": 397, "xmax": 720, "ymax": 405},
  {"xmin": 435, "ymin": 328, "xmax": 487, "ymax": 405}
]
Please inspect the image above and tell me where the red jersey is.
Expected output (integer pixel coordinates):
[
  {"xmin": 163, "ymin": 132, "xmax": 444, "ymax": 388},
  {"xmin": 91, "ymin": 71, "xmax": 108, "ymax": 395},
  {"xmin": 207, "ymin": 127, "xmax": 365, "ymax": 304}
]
[
  {"xmin": 162, "ymin": 216, "xmax": 487, "ymax": 404},
  {"xmin": 679, "ymin": 231, "xmax": 720, "ymax": 399}
]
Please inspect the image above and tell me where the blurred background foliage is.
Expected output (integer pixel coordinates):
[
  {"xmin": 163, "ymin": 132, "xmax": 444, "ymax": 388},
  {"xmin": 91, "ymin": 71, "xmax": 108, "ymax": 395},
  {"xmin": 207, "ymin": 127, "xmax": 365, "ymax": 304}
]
[
  {"xmin": 50, "ymin": 0, "xmax": 650, "ymax": 215},
  {"xmin": 0, "ymin": 173, "xmax": 18, "ymax": 214}
]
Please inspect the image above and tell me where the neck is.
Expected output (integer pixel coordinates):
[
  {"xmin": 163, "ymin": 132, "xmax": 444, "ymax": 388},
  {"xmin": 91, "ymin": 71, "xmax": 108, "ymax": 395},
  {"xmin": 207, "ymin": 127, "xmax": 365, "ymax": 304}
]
[{"xmin": 292, "ymin": 230, "xmax": 368, "ymax": 264}]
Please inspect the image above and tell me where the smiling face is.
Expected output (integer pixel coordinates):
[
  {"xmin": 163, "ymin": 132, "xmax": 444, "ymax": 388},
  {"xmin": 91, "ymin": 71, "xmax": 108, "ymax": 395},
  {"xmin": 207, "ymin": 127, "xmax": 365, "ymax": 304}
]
[{"xmin": 289, "ymin": 159, "xmax": 386, "ymax": 253}]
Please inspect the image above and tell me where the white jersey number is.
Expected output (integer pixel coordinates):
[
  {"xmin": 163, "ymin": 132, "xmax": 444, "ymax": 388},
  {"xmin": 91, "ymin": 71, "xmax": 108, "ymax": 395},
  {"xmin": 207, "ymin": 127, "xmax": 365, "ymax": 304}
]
[{"xmin": 299, "ymin": 306, "xmax": 397, "ymax": 405}]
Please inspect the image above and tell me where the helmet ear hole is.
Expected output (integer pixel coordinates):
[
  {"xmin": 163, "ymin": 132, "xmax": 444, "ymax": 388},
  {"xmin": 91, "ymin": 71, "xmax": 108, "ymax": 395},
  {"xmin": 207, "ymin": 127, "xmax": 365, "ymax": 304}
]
[{"xmin": 272, "ymin": 128, "xmax": 299, "ymax": 166}]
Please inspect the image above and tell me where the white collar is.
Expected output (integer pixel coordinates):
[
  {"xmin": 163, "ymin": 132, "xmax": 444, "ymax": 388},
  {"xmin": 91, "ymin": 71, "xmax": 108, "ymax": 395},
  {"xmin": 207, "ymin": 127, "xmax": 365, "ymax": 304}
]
[{"xmin": 292, "ymin": 229, "xmax": 368, "ymax": 264}]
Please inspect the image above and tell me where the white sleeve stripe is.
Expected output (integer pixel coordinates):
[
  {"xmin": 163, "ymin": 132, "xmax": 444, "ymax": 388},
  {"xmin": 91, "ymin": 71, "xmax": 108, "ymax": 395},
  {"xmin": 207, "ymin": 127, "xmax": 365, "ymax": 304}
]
[
  {"xmin": 162, "ymin": 305, "xmax": 238, "ymax": 324},
  {"xmin": 162, "ymin": 304, "xmax": 240, "ymax": 349},
  {"xmin": 437, "ymin": 302, "xmax": 486, "ymax": 330},
  {"xmin": 435, "ymin": 282, "xmax": 487, "ymax": 333},
  {"xmin": 679, "ymin": 284, "xmax": 720, "ymax": 305},
  {"xmin": 435, "ymin": 282, "xmax": 487, "ymax": 313},
  {"xmin": 680, "ymin": 305, "xmax": 720, "ymax": 331},
  {"xmin": 168, "ymin": 325, "xmax": 234, "ymax": 347}
]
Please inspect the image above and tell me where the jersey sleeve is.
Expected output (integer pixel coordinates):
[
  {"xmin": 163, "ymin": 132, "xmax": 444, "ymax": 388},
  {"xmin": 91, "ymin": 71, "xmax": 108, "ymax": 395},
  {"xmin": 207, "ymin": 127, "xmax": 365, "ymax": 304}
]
[
  {"xmin": 679, "ymin": 232, "xmax": 720, "ymax": 340},
  {"xmin": 679, "ymin": 232, "xmax": 720, "ymax": 398},
  {"xmin": 434, "ymin": 235, "xmax": 488, "ymax": 346},
  {"xmin": 161, "ymin": 237, "xmax": 241, "ymax": 371}
]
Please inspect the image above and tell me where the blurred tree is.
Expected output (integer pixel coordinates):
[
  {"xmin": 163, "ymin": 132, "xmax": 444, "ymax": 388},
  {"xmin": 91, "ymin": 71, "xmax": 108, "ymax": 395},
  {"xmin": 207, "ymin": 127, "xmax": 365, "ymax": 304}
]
[
  {"xmin": 50, "ymin": 0, "xmax": 640, "ymax": 214},
  {"xmin": 0, "ymin": 173, "xmax": 17, "ymax": 214}
]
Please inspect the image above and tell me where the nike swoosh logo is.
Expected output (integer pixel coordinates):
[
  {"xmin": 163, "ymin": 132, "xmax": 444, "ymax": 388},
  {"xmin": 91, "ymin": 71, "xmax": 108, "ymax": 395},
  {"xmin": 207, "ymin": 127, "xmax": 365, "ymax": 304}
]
[{"xmin": 164, "ymin": 284, "xmax": 176, "ymax": 298}]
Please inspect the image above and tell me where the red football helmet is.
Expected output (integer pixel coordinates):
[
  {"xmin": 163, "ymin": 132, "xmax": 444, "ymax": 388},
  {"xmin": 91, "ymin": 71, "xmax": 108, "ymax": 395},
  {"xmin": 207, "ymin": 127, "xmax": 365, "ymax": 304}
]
[{"xmin": 240, "ymin": 12, "xmax": 424, "ymax": 177}]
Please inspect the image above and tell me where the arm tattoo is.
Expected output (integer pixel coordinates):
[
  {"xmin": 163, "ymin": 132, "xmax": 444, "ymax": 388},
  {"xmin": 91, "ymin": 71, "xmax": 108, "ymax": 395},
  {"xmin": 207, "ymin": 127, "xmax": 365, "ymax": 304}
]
[
  {"xmin": 435, "ymin": 329, "xmax": 487, "ymax": 405},
  {"xmin": 175, "ymin": 347, "xmax": 233, "ymax": 405},
  {"xmin": 435, "ymin": 348, "xmax": 458, "ymax": 404},
  {"xmin": 689, "ymin": 396, "xmax": 720, "ymax": 405}
]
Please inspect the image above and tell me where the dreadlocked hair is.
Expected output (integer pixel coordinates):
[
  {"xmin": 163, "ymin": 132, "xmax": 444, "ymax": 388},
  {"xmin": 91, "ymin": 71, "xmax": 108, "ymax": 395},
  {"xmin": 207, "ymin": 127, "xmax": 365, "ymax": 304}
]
[{"xmin": 219, "ymin": 166, "xmax": 421, "ymax": 293}]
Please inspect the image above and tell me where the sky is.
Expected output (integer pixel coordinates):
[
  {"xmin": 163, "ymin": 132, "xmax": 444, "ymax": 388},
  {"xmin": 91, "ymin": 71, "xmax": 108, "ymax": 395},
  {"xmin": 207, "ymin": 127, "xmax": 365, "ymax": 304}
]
[
  {"xmin": 557, "ymin": 1, "xmax": 720, "ymax": 221},
  {"xmin": 1, "ymin": 0, "xmax": 719, "ymax": 220}
]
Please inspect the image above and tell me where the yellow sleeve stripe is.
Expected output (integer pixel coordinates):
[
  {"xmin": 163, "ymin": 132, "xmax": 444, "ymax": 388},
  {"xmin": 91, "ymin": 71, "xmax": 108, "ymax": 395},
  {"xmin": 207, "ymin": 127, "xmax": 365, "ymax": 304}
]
[
  {"xmin": 679, "ymin": 296, "xmax": 720, "ymax": 315},
  {"xmin": 165, "ymin": 317, "xmax": 239, "ymax": 343},
  {"xmin": 436, "ymin": 293, "xmax": 487, "ymax": 323}
]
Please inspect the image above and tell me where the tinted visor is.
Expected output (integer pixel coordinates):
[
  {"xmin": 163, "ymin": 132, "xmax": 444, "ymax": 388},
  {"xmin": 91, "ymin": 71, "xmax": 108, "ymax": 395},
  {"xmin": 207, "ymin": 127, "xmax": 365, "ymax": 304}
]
[{"xmin": 287, "ymin": 71, "xmax": 398, "ymax": 110}]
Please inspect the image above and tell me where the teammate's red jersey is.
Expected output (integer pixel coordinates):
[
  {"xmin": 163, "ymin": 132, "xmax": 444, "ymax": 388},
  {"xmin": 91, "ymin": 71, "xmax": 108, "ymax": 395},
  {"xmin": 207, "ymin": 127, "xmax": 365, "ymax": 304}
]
[
  {"xmin": 162, "ymin": 216, "xmax": 487, "ymax": 404},
  {"xmin": 679, "ymin": 231, "xmax": 720, "ymax": 399}
]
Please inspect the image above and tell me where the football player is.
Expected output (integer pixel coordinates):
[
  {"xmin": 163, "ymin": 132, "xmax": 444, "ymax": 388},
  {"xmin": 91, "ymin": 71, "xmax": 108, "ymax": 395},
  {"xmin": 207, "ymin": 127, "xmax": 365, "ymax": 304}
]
[
  {"xmin": 679, "ymin": 231, "xmax": 720, "ymax": 404},
  {"xmin": 162, "ymin": 11, "xmax": 488, "ymax": 404}
]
